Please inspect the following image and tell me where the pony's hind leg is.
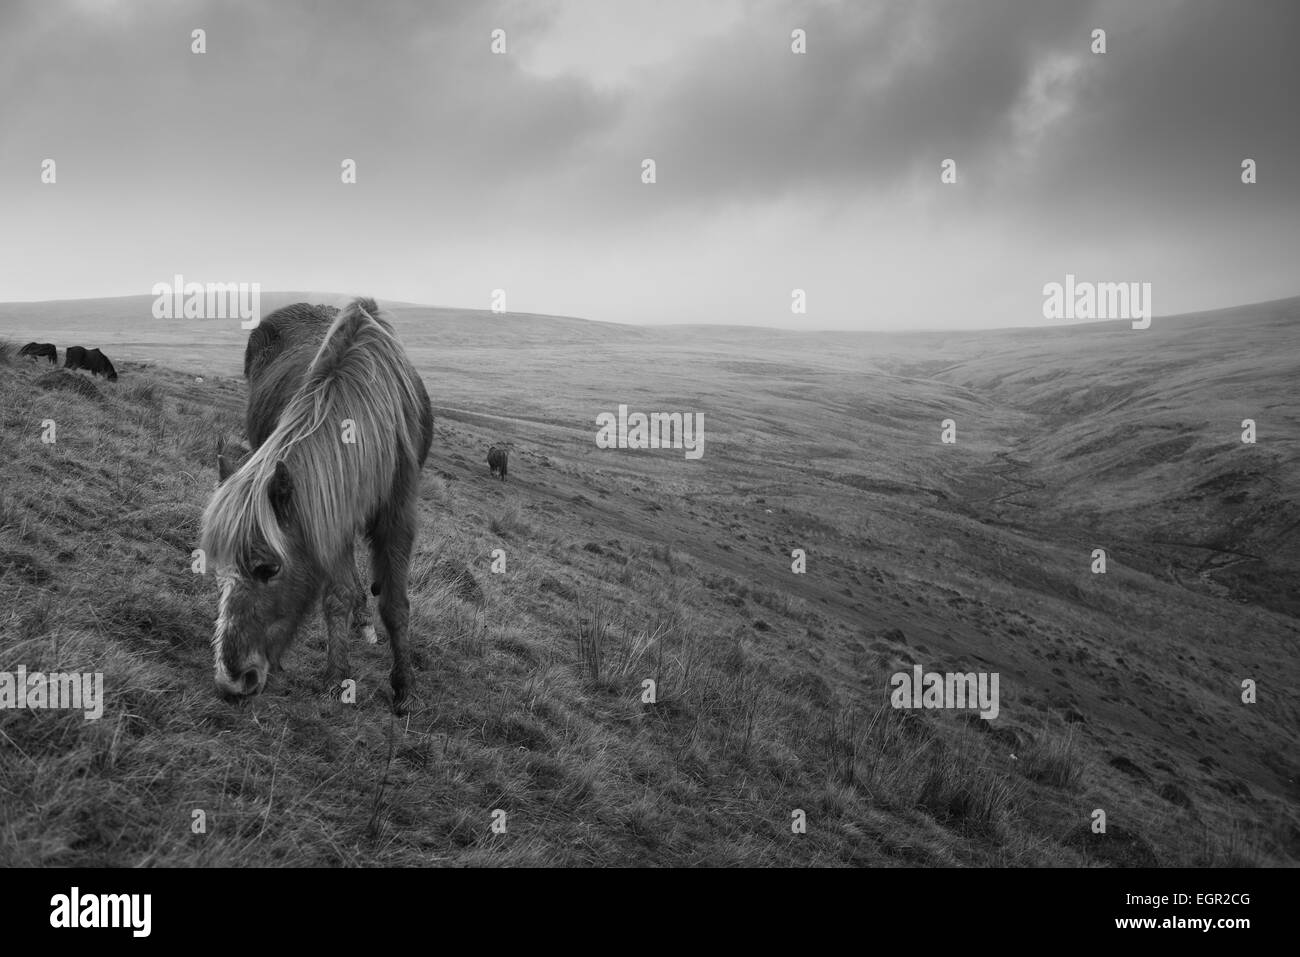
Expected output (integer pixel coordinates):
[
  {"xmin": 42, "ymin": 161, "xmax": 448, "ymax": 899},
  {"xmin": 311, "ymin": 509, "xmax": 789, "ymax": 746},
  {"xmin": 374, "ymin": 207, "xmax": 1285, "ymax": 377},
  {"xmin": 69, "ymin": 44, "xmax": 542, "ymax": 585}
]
[{"xmin": 371, "ymin": 504, "xmax": 418, "ymax": 715}]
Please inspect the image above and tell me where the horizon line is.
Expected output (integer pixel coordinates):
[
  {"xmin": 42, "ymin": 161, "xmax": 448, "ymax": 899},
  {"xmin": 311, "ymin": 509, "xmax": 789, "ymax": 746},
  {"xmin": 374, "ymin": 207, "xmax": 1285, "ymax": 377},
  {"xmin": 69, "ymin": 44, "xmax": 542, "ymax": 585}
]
[{"xmin": 1, "ymin": 290, "xmax": 1295, "ymax": 338}]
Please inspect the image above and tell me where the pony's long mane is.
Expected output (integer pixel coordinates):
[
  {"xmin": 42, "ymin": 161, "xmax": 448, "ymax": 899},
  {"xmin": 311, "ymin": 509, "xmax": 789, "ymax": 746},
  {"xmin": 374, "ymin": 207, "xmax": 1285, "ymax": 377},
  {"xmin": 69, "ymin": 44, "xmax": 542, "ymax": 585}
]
[{"xmin": 201, "ymin": 298, "xmax": 425, "ymax": 577}]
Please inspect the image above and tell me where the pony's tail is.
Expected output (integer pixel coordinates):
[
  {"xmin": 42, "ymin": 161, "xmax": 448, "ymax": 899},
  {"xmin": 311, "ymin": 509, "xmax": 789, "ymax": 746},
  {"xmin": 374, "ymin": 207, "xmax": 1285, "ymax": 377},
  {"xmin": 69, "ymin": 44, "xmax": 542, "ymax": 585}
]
[
  {"xmin": 339, "ymin": 296, "xmax": 401, "ymax": 339},
  {"xmin": 341, "ymin": 296, "xmax": 380, "ymax": 325}
]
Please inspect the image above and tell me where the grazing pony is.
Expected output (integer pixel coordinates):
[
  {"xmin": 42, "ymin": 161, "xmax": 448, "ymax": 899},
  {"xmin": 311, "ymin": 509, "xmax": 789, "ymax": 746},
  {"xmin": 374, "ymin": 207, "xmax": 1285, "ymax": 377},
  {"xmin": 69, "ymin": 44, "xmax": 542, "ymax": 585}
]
[
  {"xmin": 201, "ymin": 299, "xmax": 433, "ymax": 712},
  {"xmin": 84, "ymin": 348, "xmax": 118, "ymax": 381},
  {"xmin": 19, "ymin": 342, "xmax": 57, "ymax": 364},
  {"xmin": 65, "ymin": 345, "xmax": 117, "ymax": 379},
  {"xmin": 487, "ymin": 444, "xmax": 509, "ymax": 481}
]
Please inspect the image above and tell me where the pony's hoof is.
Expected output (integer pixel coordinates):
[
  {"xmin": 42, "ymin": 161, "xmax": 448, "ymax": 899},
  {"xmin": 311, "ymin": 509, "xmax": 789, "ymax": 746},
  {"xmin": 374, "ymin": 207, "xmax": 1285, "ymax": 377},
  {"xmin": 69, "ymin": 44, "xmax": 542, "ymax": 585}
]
[
  {"xmin": 317, "ymin": 678, "xmax": 350, "ymax": 702},
  {"xmin": 391, "ymin": 685, "xmax": 420, "ymax": 715}
]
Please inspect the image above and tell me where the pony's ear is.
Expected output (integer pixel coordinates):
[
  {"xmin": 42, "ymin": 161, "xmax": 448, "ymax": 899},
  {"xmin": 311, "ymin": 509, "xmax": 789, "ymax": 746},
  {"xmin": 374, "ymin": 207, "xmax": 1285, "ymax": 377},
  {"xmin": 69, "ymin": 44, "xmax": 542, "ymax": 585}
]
[
  {"xmin": 216, "ymin": 439, "xmax": 250, "ymax": 484},
  {"xmin": 268, "ymin": 460, "xmax": 294, "ymax": 522},
  {"xmin": 216, "ymin": 453, "xmax": 236, "ymax": 484}
]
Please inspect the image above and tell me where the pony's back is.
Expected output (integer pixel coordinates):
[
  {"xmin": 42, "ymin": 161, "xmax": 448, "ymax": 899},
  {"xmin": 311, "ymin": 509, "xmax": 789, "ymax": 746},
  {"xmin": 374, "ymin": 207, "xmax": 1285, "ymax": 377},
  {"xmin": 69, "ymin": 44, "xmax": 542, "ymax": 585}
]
[{"xmin": 243, "ymin": 303, "xmax": 338, "ymax": 447}]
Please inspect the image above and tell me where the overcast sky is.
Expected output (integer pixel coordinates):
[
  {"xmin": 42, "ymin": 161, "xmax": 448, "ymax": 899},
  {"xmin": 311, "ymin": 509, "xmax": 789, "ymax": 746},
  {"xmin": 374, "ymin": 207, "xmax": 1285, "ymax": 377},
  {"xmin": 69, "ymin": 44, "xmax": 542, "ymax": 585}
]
[{"xmin": 1, "ymin": 0, "xmax": 1296, "ymax": 329}]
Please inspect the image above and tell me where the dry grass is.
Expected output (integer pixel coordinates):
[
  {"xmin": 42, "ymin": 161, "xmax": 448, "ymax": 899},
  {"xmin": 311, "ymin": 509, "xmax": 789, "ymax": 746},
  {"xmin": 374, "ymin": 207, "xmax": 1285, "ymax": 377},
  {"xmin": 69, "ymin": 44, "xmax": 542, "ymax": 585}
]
[
  {"xmin": 1019, "ymin": 725, "xmax": 1083, "ymax": 789},
  {"xmin": 0, "ymin": 330, "xmax": 1294, "ymax": 867}
]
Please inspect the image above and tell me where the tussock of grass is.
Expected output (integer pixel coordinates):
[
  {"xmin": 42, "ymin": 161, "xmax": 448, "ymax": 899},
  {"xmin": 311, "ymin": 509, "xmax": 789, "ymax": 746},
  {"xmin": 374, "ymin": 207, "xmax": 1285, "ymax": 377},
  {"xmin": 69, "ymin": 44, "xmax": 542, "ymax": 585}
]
[
  {"xmin": 489, "ymin": 503, "xmax": 530, "ymax": 538},
  {"xmin": 1018, "ymin": 725, "xmax": 1083, "ymax": 789},
  {"xmin": 123, "ymin": 380, "xmax": 161, "ymax": 406},
  {"xmin": 913, "ymin": 744, "xmax": 1022, "ymax": 837},
  {"xmin": 37, "ymin": 369, "xmax": 101, "ymax": 401},
  {"xmin": 1168, "ymin": 820, "xmax": 1271, "ymax": 867}
]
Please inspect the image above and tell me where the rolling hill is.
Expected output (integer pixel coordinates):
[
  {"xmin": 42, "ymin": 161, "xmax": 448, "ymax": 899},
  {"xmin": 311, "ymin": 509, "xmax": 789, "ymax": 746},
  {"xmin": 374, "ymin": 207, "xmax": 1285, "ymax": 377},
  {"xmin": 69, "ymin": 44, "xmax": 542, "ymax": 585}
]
[{"xmin": 0, "ymin": 295, "xmax": 1295, "ymax": 865}]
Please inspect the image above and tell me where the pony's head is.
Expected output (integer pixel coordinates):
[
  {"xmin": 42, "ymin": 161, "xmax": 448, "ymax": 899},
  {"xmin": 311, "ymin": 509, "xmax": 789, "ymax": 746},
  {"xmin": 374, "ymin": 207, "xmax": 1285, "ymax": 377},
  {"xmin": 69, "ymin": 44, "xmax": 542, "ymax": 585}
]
[{"xmin": 203, "ymin": 453, "xmax": 321, "ymax": 699}]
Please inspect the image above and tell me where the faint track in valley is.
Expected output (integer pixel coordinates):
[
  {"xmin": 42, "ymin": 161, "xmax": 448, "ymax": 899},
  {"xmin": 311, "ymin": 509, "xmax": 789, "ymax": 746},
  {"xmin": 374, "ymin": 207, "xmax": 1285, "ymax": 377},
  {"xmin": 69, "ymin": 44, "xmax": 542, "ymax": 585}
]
[{"xmin": 987, "ymin": 451, "xmax": 1044, "ymax": 507}]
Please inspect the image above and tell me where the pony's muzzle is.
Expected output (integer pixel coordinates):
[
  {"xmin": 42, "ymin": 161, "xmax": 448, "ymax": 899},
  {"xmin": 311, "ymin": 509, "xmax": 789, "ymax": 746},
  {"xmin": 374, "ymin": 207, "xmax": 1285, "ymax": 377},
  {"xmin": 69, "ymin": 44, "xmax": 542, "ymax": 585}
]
[{"xmin": 215, "ymin": 655, "xmax": 268, "ymax": 700}]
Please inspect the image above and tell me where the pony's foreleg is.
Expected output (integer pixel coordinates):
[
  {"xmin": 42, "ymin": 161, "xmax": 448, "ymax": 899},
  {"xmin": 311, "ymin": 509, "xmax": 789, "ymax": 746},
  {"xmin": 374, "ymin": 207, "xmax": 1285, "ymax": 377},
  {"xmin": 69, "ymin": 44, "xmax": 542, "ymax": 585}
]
[
  {"xmin": 350, "ymin": 553, "xmax": 377, "ymax": 644},
  {"xmin": 319, "ymin": 580, "xmax": 354, "ymax": 698},
  {"xmin": 372, "ymin": 505, "xmax": 418, "ymax": 715}
]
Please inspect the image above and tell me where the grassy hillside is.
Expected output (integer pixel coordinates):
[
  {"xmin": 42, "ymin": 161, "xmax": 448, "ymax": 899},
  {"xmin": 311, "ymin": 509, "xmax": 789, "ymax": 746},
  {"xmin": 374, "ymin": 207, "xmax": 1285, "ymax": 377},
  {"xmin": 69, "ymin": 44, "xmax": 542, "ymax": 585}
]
[
  {"xmin": 0, "ymin": 298, "xmax": 1296, "ymax": 866},
  {"xmin": 934, "ymin": 298, "xmax": 1300, "ymax": 619}
]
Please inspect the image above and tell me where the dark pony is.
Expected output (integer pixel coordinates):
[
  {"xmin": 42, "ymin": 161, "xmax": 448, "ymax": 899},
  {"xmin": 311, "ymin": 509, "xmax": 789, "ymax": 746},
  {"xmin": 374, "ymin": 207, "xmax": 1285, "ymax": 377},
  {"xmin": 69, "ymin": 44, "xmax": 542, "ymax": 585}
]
[
  {"xmin": 64, "ymin": 345, "xmax": 117, "ymax": 380},
  {"xmin": 19, "ymin": 342, "xmax": 57, "ymax": 364},
  {"xmin": 84, "ymin": 348, "xmax": 118, "ymax": 381},
  {"xmin": 201, "ymin": 299, "xmax": 433, "ymax": 712},
  {"xmin": 487, "ymin": 444, "xmax": 509, "ymax": 481}
]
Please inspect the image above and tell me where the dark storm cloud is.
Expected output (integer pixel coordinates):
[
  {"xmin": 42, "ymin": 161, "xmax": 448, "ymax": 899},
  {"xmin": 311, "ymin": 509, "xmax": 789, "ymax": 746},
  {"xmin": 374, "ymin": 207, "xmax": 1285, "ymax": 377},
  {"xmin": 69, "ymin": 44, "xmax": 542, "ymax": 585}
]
[
  {"xmin": 570, "ymin": 0, "xmax": 1299, "ymax": 218},
  {"xmin": 1025, "ymin": 1, "xmax": 1300, "ymax": 215},
  {"xmin": 592, "ymin": 0, "xmax": 1099, "ymax": 203},
  {"xmin": 2, "ymin": 0, "xmax": 1293, "ymax": 218}
]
